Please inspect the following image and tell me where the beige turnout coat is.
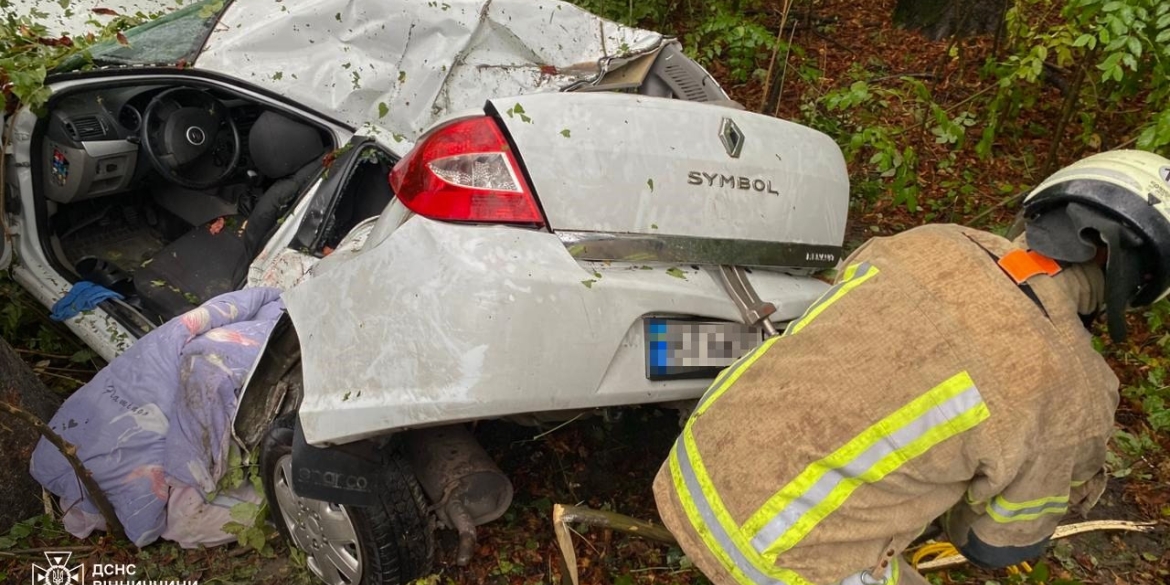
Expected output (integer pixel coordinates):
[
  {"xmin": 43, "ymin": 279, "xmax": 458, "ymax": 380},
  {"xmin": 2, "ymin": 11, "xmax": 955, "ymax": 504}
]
[{"xmin": 654, "ymin": 224, "xmax": 1118, "ymax": 585}]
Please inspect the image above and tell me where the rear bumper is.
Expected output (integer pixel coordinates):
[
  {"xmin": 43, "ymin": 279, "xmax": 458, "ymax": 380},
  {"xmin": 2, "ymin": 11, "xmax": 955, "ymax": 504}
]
[{"xmin": 283, "ymin": 216, "xmax": 828, "ymax": 446}]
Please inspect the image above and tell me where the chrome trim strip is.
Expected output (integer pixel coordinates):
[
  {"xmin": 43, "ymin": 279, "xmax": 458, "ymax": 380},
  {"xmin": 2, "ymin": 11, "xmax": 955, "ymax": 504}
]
[{"xmin": 558, "ymin": 231, "xmax": 841, "ymax": 269}]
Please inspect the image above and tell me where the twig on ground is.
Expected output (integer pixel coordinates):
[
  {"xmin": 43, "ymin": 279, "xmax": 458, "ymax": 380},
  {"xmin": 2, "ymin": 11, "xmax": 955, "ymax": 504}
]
[
  {"xmin": 15, "ymin": 348, "xmax": 74, "ymax": 360},
  {"xmin": 32, "ymin": 369, "xmax": 88, "ymax": 386},
  {"xmin": 1044, "ymin": 51, "xmax": 1095, "ymax": 175},
  {"xmin": 811, "ymin": 27, "xmax": 854, "ymax": 54},
  {"xmin": 553, "ymin": 503, "xmax": 678, "ymax": 585},
  {"xmin": 529, "ymin": 413, "xmax": 585, "ymax": 442},
  {"xmin": 772, "ymin": 17, "xmax": 799, "ymax": 118},
  {"xmin": 0, "ymin": 545, "xmax": 94, "ymax": 556},
  {"xmin": 759, "ymin": 0, "xmax": 794, "ymax": 114},
  {"xmin": 968, "ymin": 190, "xmax": 1027, "ymax": 226},
  {"xmin": 914, "ymin": 520, "xmax": 1157, "ymax": 572},
  {"xmin": 1114, "ymin": 134, "xmax": 1139, "ymax": 150},
  {"xmin": 868, "ymin": 72, "xmax": 940, "ymax": 85}
]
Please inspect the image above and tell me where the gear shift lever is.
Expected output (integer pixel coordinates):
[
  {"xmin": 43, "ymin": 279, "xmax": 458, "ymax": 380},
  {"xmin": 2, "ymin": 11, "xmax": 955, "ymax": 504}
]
[{"xmin": 238, "ymin": 169, "xmax": 262, "ymax": 216}]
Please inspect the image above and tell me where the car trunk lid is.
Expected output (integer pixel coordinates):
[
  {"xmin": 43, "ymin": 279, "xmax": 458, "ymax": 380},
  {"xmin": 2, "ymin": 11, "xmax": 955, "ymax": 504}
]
[{"xmin": 489, "ymin": 93, "xmax": 849, "ymax": 269}]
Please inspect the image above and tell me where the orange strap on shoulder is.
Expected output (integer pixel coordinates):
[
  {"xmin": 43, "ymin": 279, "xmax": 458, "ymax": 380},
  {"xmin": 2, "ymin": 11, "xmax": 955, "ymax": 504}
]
[{"xmin": 997, "ymin": 249, "xmax": 1062, "ymax": 284}]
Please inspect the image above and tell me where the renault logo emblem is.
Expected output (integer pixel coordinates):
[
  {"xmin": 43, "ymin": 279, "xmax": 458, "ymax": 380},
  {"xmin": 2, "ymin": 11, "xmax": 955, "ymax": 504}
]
[
  {"xmin": 719, "ymin": 117, "xmax": 744, "ymax": 158},
  {"xmin": 186, "ymin": 126, "xmax": 206, "ymax": 146}
]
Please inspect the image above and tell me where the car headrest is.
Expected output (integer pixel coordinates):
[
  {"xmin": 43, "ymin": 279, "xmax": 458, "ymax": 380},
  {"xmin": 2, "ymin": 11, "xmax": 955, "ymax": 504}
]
[{"xmin": 248, "ymin": 111, "xmax": 326, "ymax": 179}]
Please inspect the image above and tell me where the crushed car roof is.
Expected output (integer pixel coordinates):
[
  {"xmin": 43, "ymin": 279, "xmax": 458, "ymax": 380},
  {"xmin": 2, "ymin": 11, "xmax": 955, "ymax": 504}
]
[{"xmin": 72, "ymin": 0, "xmax": 665, "ymax": 147}]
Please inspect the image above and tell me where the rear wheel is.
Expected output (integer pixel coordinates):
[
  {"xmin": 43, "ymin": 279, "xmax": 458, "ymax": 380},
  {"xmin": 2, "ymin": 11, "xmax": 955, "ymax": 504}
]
[{"xmin": 261, "ymin": 417, "xmax": 435, "ymax": 585}]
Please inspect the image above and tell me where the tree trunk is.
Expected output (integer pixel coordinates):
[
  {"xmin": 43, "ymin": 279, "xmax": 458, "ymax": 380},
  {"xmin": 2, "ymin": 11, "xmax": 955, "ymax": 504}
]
[
  {"xmin": 0, "ymin": 336, "xmax": 62, "ymax": 530},
  {"xmin": 894, "ymin": 0, "xmax": 1008, "ymax": 41}
]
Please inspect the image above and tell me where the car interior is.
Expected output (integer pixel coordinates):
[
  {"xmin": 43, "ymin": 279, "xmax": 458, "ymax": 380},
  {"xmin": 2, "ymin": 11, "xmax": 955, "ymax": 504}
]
[{"xmin": 34, "ymin": 82, "xmax": 393, "ymax": 327}]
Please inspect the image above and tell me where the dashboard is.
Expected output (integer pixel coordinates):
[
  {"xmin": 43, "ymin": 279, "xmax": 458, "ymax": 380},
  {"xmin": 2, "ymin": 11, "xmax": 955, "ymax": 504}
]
[{"xmin": 42, "ymin": 85, "xmax": 260, "ymax": 204}]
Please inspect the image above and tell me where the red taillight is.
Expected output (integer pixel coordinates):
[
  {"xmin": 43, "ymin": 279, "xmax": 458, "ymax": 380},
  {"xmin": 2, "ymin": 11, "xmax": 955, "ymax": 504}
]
[{"xmin": 389, "ymin": 116, "xmax": 544, "ymax": 225}]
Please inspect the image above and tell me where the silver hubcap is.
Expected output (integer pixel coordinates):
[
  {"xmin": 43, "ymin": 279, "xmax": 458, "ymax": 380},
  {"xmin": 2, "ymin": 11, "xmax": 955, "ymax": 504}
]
[{"xmin": 273, "ymin": 454, "xmax": 363, "ymax": 585}]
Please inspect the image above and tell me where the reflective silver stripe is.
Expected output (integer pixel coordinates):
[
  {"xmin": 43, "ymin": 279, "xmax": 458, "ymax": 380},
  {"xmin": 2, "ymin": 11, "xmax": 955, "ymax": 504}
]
[
  {"xmin": 750, "ymin": 386, "xmax": 984, "ymax": 552},
  {"xmin": 783, "ymin": 262, "xmax": 876, "ymax": 336},
  {"xmin": 675, "ymin": 439, "xmax": 789, "ymax": 585},
  {"xmin": 987, "ymin": 498, "xmax": 1068, "ymax": 519}
]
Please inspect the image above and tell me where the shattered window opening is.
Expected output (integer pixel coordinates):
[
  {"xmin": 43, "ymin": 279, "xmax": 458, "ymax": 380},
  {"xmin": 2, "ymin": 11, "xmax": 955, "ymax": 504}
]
[{"xmin": 56, "ymin": 0, "xmax": 229, "ymax": 72}]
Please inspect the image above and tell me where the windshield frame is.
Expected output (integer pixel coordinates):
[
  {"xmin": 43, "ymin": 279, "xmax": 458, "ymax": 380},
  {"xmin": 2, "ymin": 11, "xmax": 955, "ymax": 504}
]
[{"xmin": 54, "ymin": 0, "xmax": 233, "ymax": 73}]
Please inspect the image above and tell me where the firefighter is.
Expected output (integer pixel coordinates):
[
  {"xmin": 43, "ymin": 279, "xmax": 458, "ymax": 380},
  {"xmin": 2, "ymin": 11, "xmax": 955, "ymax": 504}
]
[{"xmin": 653, "ymin": 150, "xmax": 1170, "ymax": 585}]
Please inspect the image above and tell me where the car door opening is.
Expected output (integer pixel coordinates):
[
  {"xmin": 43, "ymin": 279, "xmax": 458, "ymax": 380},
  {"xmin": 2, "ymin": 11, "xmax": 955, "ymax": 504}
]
[{"xmin": 35, "ymin": 82, "xmax": 335, "ymax": 325}]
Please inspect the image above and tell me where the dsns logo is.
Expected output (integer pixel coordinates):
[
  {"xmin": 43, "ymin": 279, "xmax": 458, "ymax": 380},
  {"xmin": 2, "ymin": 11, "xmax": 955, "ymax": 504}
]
[{"xmin": 32, "ymin": 552, "xmax": 83, "ymax": 585}]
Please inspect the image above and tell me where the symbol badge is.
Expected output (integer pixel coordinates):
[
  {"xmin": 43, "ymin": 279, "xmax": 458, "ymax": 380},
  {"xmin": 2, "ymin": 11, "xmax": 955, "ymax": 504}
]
[
  {"xmin": 719, "ymin": 117, "xmax": 744, "ymax": 159},
  {"xmin": 32, "ymin": 552, "xmax": 83, "ymax": 585}
]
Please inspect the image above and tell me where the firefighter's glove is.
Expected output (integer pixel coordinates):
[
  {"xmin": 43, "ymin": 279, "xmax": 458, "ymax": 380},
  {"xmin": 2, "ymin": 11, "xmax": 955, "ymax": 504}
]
[{"xmin": 1052, "ymin": 261, "xmax": 1106, "ymax": 316}]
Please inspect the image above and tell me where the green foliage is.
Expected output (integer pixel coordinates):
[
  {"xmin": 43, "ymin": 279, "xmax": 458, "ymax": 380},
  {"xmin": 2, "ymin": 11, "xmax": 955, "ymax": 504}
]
[
  {"xmin": 215, "ymin": 444, "xmax": 274, "ymax": 553},
  {"xmin": 1113, "ymin": 301, "xmax": 1170, "ymax": 436},
  {"xmin": 0, "ymin": 514, "xmax": 59, "ymax": 550},
  {"xmin": 803, "ymin": 77, "xmax": 939, "ymax": 213},
  {"xmin": 0, "ymin": 1, "xmax": 155, "ymax": 112},
  {"xmin": 0, "ymin": 274, "xmax": 87, "ymax": 361},
  {"xmin": 987, "ymin": 0, "xmax": 1170, "ymax": 156},
  {"xmin": 571, "ymin": 0, "xmax": 782, "ymax": 84},
  {"xmin": 930, "ymin": 109, "xmax": 976, "ymax": 146},
  {"xmin": 571, "ymin": 0, "xmax": 677, "ymax": 27},
  {"xmin": 684, "ymin": 5, "xmax": 780, "ymax": 83},
  {"xmin": 222, "ymin": 500, "xmax": 274, "ymax": 553}
]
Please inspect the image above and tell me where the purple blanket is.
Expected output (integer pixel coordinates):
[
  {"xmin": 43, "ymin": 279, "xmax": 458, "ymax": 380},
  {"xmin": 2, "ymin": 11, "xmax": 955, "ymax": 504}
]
[{"xmin": 30, "ymin": 288, "xmax": 284, "ymax": 546}]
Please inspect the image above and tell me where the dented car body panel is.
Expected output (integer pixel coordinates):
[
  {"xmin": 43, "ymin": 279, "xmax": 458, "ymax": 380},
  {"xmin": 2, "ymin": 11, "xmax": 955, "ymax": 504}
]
[
  {"xmin": 196, "ymin": 0, "xmax": 666, "ymax": 150},
  {"xmin": 282, "ymin": 216, "xmax": 830, "ymax": 446},
  {"xmin": 8, "ymin": 0, "xmax": 852, "ymax": 452}
]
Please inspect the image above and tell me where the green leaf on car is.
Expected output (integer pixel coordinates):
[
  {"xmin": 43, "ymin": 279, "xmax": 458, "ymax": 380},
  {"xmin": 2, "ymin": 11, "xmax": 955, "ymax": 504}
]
[
  {"xmin": 378, "ymin": 102, "xmax": 389, "ymax": 118},
  {"xmin": 666, "ymin": 267, "xmax": 687, "ymax": 279}
]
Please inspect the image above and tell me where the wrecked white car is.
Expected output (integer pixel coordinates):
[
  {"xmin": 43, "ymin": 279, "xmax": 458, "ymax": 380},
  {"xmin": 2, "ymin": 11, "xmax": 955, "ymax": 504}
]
[{"xmin": 3, "ymin": 0, "xmax": 849, "ymax": 583}]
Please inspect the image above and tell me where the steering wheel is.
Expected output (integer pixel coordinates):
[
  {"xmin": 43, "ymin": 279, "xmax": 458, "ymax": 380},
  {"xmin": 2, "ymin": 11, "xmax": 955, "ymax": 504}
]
[{"xmin": 140, "ymin": 87, "xmax": 241, "ymax": 190}]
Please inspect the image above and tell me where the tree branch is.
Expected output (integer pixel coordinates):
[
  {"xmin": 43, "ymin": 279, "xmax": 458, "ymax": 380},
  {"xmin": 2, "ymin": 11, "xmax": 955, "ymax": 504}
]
[
  {"xmin": 0, "ymin": 400, "xmax": 126, "ymax": 540},
  {"xmin": 553, "ymin": 503, "xmax": 676, "ymax": 585}
]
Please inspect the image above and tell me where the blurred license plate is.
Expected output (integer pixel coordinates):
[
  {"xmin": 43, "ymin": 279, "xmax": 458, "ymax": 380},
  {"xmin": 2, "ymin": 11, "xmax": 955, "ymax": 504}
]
[{"xmin": 645, "ymin": 318, "xmax": 765, "ymax": 380}]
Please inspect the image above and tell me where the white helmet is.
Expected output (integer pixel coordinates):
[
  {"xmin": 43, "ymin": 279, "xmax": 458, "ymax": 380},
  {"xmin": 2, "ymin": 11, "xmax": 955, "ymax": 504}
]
[{"xmin": 1023, "ymin": 150, "xmax": 1170, "ymax": 340}]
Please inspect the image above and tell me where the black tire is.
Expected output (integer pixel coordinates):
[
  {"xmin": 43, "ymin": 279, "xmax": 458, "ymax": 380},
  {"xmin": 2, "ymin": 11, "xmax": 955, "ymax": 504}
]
[{"xmin": 260, "ymin": 416, "xmax": 435, "ymax": 585}]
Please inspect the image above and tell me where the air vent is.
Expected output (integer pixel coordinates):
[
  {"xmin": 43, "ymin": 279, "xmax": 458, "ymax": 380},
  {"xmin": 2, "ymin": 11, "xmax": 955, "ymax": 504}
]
[
  {"xmin": 662, "ymin": 61, "xmax": 710, "ymax": 102},
  {"xmin": 66, "ymin": 116, "xmax": 107, "ymax": 140}
]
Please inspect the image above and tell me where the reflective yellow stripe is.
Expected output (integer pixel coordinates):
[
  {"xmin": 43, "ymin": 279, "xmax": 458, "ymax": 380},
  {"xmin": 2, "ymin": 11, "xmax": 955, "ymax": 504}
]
[
  {"xmin": 742, "ymin": 371, "xmax": 990, "ymax": 561},
  {"xmin": 784, "ymin": 262, "xmax": 879, "ymax": 337},
  {"xmin": 986, "ymin": 494, "xmax": 1069, "ymax": 524},
  {"xmin": 671, "ymin": 422, "xmax": 816, "ymax": 585},
  {"xmin": 993, "ymin": 494, "xmax": 1069, "ymax": 510},
  {"xmin": 743, "ymin": 371, "xmax": 975, "ymax": 534},
  {"xmin": 695, "ymin": 336, "xmax": 782, "ymax": 417},
  {"xmin": 669, "ymin": 447, "xmax": 763, "ymax": 585}
]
